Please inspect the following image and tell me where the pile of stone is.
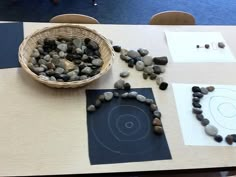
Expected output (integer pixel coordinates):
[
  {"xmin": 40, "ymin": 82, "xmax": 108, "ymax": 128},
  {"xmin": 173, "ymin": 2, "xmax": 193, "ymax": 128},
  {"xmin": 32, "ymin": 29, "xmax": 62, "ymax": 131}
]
[
  {"xmin": 192, "ymin": 86, "xmax": 236, "ymax": 145},
  {"xmin": 28, "ymin": 37, "xmax": 103, "ymax": 82},
  {"xmin": 113, "ymin": 46, "xmax": 169, "ymax": 91}
]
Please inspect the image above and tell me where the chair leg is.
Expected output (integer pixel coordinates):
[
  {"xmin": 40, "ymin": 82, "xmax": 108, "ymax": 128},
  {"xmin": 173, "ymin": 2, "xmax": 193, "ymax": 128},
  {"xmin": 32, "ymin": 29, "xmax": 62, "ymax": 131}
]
[{"xmin": 93, "ymin": 0, "xmax": 97, "ymax": 6}]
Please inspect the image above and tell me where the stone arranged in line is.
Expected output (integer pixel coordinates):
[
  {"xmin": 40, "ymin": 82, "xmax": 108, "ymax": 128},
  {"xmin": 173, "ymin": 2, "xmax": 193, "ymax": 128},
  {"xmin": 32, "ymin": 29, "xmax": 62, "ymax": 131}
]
[
  {"xmin": 28, "ymin": 37, "xmax": 103, "ymax": 82},
  {"xmin": 87, "ymin": 89, "xmax": 164, "ymax": 135}
]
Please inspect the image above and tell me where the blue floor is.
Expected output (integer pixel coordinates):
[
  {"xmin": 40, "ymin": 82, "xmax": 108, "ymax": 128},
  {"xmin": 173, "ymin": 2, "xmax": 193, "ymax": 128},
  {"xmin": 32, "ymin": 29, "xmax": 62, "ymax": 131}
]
[{"xmin": 0, "ymin": 0, "xmax": 236, "ymax": 25}]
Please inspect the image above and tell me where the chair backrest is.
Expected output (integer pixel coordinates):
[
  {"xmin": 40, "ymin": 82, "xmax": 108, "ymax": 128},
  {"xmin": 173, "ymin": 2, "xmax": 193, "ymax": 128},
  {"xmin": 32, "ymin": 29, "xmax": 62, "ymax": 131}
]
[
  {"xmin": 149, "ymin": 11, "xmax": 195, "ymax": 25},
  {"xmin": 50, "ymin": 14, "xmax": 100, "ymax": 24}
]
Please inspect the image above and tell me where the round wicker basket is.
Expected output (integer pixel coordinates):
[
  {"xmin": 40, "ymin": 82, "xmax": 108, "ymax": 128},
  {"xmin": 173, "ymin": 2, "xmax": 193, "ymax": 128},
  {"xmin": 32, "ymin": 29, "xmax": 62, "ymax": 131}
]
[{"xmin": 18, "ymin": 24, "xmax": 114, "ymax": 88}]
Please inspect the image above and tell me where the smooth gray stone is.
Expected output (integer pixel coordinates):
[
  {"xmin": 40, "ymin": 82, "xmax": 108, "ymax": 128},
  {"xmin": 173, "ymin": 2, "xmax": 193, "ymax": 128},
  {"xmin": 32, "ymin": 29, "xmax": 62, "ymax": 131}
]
[
  {"xmin": 38, "ymin": 59, "xmax": 47, "ymax": 65},
  {"xmin": 120, "ymin": 71, "xmax": 130, "ymax": 78},
  {"xmin": 88, "ymin": 40, "xmax": 99, "ymax": 50},
  {"xmin": 31, "ymin": 49, "xmax": 40, "ymax": 58},
  {"xmin": 128, "ymin": 91, "xmax": 138, "ymax": 98},
  {"xmin": 92, "ymin": 59, "xmax": 103, "ymax": 66},
  {"xmin": 59, "ymin": 51, "xmax": 66, "ymax": 58},
  {"xmin": 81, "ymin": 67, "xmax": 92, "ymax": 74},
  {"xmin": 153, "ymin": 126, "xmax": 163, "ymax": 134},
  {"xmin": 144, "ymin": 66, "xmax": 154, "ymax": 74},
  {"xmin": 51, "ymin": 58, "xmax": 60, "ymax": 65},
  {"xmin": 39, "ymin": 72, "xmax": 46, "ymax": 76},
  {"xmin": 121, "ymin": 92, "xmax": 129, "ymax": 98},
  {"xmin": 55, "ymin": 67, "xmax": 65, "ymax": 74},
  {"xmin": 104, "ymin": 92, "xmax": 113, "ymax": 101},
  {"xmin": 40, "ymin": 64, "xmax": 48, "ymax": 70},
  {"xmin": 114, "ymin": 79, "xmax": 125, "ymax": 89},
  {"xmin": 192, "ymin": 108, "xmax": 203, "ymax": 114},
  {"xmin": 33, "ymin": 67, "xmax": 45, "ymax": 74},
  {"xmin": 146, "ymin": 98, "xmax": 154, "ymax": 104},
  {"xmin": 150, "ymin": 104, "xmax": 158, "ymax": 111},
  {"xmin": 142, "ymin": 55, "xmax": 153, "ymax": 66},
  {"xmin": 153, "ymin": 110, "xmax": 161, "ymax": 118},
  {"xmin": 135, "ymin": 61, "xmax": 145, "ymax": 71},
  {"xmin": 201, "ymin": 87, "xmax": 209, "ymax": 94},
  {"xmin": 127, "ymin": 50, "xmax": 141, "ymax": 59},
  {"xmin": 121, "ymin": 49, "xmax": 128, "ymax": 56},
  {"xmin": 76, "ymin": 48, "xmax": 83, "ymax": 54},
  {"xmin": 205, "ymin": 125, "xmax": 218, "ymax": 136},
  {"xmin": 160, "ymin": 67, "xmax": 166, "ymax": 73},
  {"xmin": 95, "ymin": 99, "xmax": 102, "ymax": 108},
  {"xmin": 113, "ymin": 92, "xmax": 120, "ymax": 98},
  {"xmin": 136, "ymin": 94, "xmax": 146, "ymax": 102},
  {"xmin": 67, "ymin": 71, "xmax": 78, "ymax": 78},
  {"xmin": 50, "ymin": 76, "xmax": 57, "ymax": 81},
  {"xmin": 52, "ymin": 54, "xmax": 60, "ymax": 60},
  {"xmin": 138, "ymin": 48, "xmax": 149, "ymax": 56},
  {"xmin": 29, "ymin": 57, "xmax": 37, "ymax": 65},
  {"xmin": 39, "ymin": 75, "xmax": 49, "ymax": 81},
  {"xmin": 80, "ymin": 75, "xmax": 88, "ymax": 80},
  {"xmin": 87, "ymin": 105, "xmax": 96, "ymax": 112},
  {"xmin": 43, "ymin": 54, "xmax": 51, "ymax": 61},
  {"xmin": 70, "ymin": 75, "xmax": 80, "ymax": 81},
  {"xmin": 57, "ymin": 43, "xmax": 68, "ymax": 52},
  {"xmin": 82, "ymin": 54, "xmax": 89, "ymax": 61},
  {"xmin": 73, "ymin": 39, "xmax": 83, "ymax": 48}
]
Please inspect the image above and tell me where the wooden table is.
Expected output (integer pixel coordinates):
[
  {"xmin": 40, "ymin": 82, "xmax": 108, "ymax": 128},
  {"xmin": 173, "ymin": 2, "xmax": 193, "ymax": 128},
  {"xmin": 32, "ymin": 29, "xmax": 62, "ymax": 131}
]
[{"xmin": 0, "ymin": 22, "xmax": 236, "ymax": 176}]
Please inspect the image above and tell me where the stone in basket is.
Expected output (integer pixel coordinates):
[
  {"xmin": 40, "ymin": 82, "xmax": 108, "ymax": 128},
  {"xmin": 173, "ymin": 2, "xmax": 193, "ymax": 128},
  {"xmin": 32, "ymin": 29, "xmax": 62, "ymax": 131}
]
[{"xmin": 18, "ymin": 24, "xmax": 114, "ymax": 88}]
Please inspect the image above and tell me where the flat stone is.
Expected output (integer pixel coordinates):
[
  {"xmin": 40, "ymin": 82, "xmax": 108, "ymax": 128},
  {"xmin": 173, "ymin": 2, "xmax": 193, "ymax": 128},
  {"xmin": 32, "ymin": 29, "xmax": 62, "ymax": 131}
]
[
  {"xmin": 192, "ymin": 102, "xmax": 202, "ymax": 108},
  {"xmin": 128, "ymin": 91, "xmax": 138, "ymax": 98},
  {"xmin": 121, "ymin": 92, "xmax": 129, "ymax": 98},
  {"xmin": 69, "ymin": 75, "xmax": 80, "ymax": 81},
  {"xmin": 153, "ymin": 126, "xmax": 163, "ymax": 135},
  {"xmin": 201, "ymin": 118, "xmax": 210, "ymax": 126},
  {"xmin": 87, "ymin": 105, "xmax": 96, "ymax": 112},
  {"xmin": 153, "ymin": 111, "xmax": 161, "ymax": 118},
  {"xmin": 225, "ymin": 135, "xmax": 234, "ymax": 145},
  {"xmin": 104, "ymin": 92, "xmax": 113, "ymax": 101},
  {"xmin": 135, "ymin": 61, "xmax": 145, "ymax": 71},
  {"xmin": 142, "ymin": 56, "xmax": 153, "ymax": 66},
  {"xmin": 51, "ymin": 58, "xmax": 60, "ymax": 66},
  {"xmin": 52, "ymin": 54, "xmax": 60, "ymax": 60},
  {"xmin": 143, "ymin": 72, "xmax": 148, "ymax": 80},
  {"xmin": 153, "ymin": 56, "xmax": 168, "ymax": 65},
  {"xmin": 201, "ymin": 87, "xmax": 209, "ymax": 94},
  {"xmin": 120, "ymin": 71, "xmax": 130, "ymax": 78},
  {"xmin": 150, "ymin": 104, "xmax": 158, "ymax": 111},
  {"xmin": 43, "ymin": 55, "xmax": 51, "ymax": 61},
  {"xmin": 127, "ymin": 50, "xmax": 141, "ymax": 59},
  {"xmin": 138, "ymin": 48, "xmax": 149, "ymax": 56},
  {"xmin": 92, "ymin": 59, "xmax": 103, "ymax": 66},
  {"xmin": 143, "ymin": 66, "xmax": 154, "ymax": 74},
  {"xmin": 159, "ymin": 82, "xmax": 168, "ymax": 90},
  {"xmin": 124, "ymin": 83, "xmax": 131, "ymax": 90},
  {"xmin": 114, "ymin": 79, "xmax": 125, "ymax": 89},
  {"xmin": 57, "ymin": 43, "xmax": 68, "ymax": 52},
  {"xmin": 192, "ymin": 107, "xmax": 203, "ymax": 114},
  {"xmin": 205, "ymin": 125, "xmax": 218, "ymax": 136},
  {"xmin": 146, "ymin": 99, "xmax": 154, "ymax": 104},
  {"xmin": 192, "ymin": 92, "xmax": 204, "ymax": 98},
  {"xmin": 136, "ymin": 94, "xmax": 146, "ymax": 102},
  {"xmin": 196, "ymin": 114, "xmax": 204, "ymax": 121},
  {"xmin": 214, "ymin": 135, "xmax": 223, "ymax": 143},
  {"xmin": 207, "ymin": 86, "xmax": 215, "ymax": 92},
  {"xmin": 113, "ymin": 45, "xmax": 121, "ymax": 52},
  {"xmin": 153, "ymin": 118, "xmax": 162, "ymax": 126},
  {"xmin": 153, "ymin": 65, "xmax": 162, "ymax": 74}
]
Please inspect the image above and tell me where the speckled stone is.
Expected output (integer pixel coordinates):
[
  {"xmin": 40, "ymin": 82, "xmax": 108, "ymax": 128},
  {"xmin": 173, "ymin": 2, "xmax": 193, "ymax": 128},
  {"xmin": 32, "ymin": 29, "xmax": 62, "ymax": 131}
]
[
  {"xmin": 205, "ymin": 125, "xmax": 218, "ymax": 136},
  {"xmin": 150, "ymin": 73, "xmax": 157, "ymax": 80},
  {"xmin": 153, "ymin": 56, "xmax": 168, "ymax": 65},
  {"xmin": 153, "ymin": 118, "xmax": 162, "ymax": 126}
]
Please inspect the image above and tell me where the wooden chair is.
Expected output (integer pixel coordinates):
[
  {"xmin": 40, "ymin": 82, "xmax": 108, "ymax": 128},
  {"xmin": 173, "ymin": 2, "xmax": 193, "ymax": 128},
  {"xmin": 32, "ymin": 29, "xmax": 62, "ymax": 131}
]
[
  {"xmin": 149, "ymin": 11, "xmax": 195, "ymax": 25},
  {"xmin": 50, "ymin": 14, "xmax": 100, "ymax": 24}
]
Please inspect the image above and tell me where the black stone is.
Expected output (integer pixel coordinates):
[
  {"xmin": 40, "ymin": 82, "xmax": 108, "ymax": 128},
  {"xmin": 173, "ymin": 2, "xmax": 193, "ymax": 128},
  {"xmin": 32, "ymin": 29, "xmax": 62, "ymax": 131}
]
[
  {"xmin": 113, "ymin": 92, "xmax": 119, "ymax": 98},
  {"xmin": 193, "ymin": 97, "xmax": 200, "ymax": 103},
  {"xmin": 67, "ymin": 45, "xmax": 73, "ymax": 53},
  {"xmin": 150, "ymin": 73, "xmax": 157, "ymax": 80},
  {"xmin": 94, "ymin": 50, "xmax": 101, "ymax": 57},
  {"xmin": 225, "ymin": 135, "xmax": 234, "ymax": 145},
  {"xmin": 133, "ymin": 57, "xmax": 142, "ymax": 64},
  {"xmin": 214, "ymin": 135, "xmax": 223, "ymax": 143},
  {"xmin": 205, "ymin": 44, "xmax": 210, "ymax": 49},
  {"xmin": 196, "ymin": 114, "xmax": 204, "ymax": 121},
  {"xmin": 124, "ymin": 83, "xmax": 131, "ymax": 91},
  {"xmin": 201, "ymin": 118, "xmax": 209, "ymax": 126},
  {"xmin": 153, "ymin": 56, "xmax": 168, "ymax": 65},
  {"xmin": 84, "ymin": 38, "xmax": 91, "ymax": 45},
  {"xmin": 193, "ymin": 92, "xmax": 204, "ymax": 98},
  {"xmin": 159, "ymin": 82, "xmax": 168, "ymax": 90},
  {"xmin": 87, "ymin": 41, "xmax": 99, "ymax": 50},
  {"xmin": 128, "ymin": 59, "xmax": 135, "ymax": 68},
  {"xmin": 231, "ymin": 134, "xmax": 236, "ymax": 142},
  {"xmin": 89, "ymin": 69, "xmax": 100, "ymax": 77},
  {"xmin": 153, "ymin": 65, "xmax": 162, "ymax": 74},
  {"xmin": 143, "ymin": 72, "xmax": 148, "ymax": 80},
  {"xmin": 218, "ymin": 42, "xmax": 225, "ymax": 49},
  {"xmin": 196, "ymin": 45, "xmax": 200, "ymax": 48},
  {"xmin": 192, "ymin": 102, "xmax": 202, "ymax": 108},
  {"xmin": 113, "ymin": 45, "xmax": 121, "ymax": 52},
  {"xmin": 60, "ymin": 74, "xmax": 70, "ymax": 82},
  {"xmin": 74, "ymin": 60, "xmax": 82, "ymax": 65},
  {"xmin": 192, "ymin": 108, "xmax": 203, "ymax": 114},
  {"xmin": 192, "ymin": 86, "xmax": 201, "ymax": 93},
  {"xmin": 85, "ymin": 48, "xmax": 94, "ymax": 56}
]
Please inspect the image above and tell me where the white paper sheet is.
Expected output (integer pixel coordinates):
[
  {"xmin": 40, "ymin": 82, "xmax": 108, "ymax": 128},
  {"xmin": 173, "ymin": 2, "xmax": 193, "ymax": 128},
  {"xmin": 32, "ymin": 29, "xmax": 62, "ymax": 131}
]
[
  {"xmin": 165, "ymin": 32, "xmax": 236, "ymax": 62},
  {"xmin": 172, "ymin": 83, "xmax": 236, "ymax": 146}
]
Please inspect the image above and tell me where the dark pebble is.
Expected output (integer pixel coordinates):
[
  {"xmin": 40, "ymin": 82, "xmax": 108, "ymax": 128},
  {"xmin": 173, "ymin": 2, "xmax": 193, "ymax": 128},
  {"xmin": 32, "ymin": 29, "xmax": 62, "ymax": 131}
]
[
  {"xmin": 98, "ymin": 95, "xmax": 105, "ymax": 102},
  {"xmin": 193, "ymin": 92, "xmax": 203, "ymax": 98},
  {"xmin": 143, "ymin": 72, "xmax": 148, "ymax": 80},
  {"xmin": 84, "ymin": 38, "xmax": 91, "ymax": 45},
  {"xmin": 192, "ymin": 86, "xmax": 201, "ymax": 93},
  {"xmin": 196, "ymin": 45, "xmax": 200, "ymax": 48},
  {"xmin": 218, "ymin": 42, "xmax": 225, "ymax": 49},
  {"xmin": 196, "ymin": 114, "xmax": 204, "ymax": 121},
  {"xmin": 193, "ymin": 108, "xmax": 203, "ymax": 114},
  {"xmin": 201, "ymin": 118, "xmax": 209, "ymax": 126},
  {"xmin": 159, "ymin": 82, "xmax": 168, "ymax": 90},
  {"xmin": 225, "ymin": 135, "xmax": 234, "ymax": 145},
  {"xmin": 60, "ymin": 74, "xmax": 70, "ymax": 82},
  {"xmin": 230, "ymin": 134, "xmax": 236, "ymax": 142},
  {"xmin": 152, "ymin": 118, "xmax": 162, "ymax": 126},
  {"xmin": 207, "ymin": 86, "xmax": 215, "ymax": 92},
  {"xmin": 113, "ymin": 45, "xmax": 121, "ymax": 52},
  {"xmin": 205, "ymin": 44, "xmax": 210, "ymax": 49},
  {"xmin": 150, "ymin": 73, "xmax": 157, "ymax": 80},
  {"xmin": 150, "ymin": 104, "xmax": 158, "ymax": 112},
  {"xmin": 124, "ymin": 83, "xmax": 131, "ymax": 90},
  {"xmin": 95, "ymin": 99, "xmax": 102, "ymax": 108},
  {"xmin": 128, "ymin": 59, "xmax": 135, "ymax": 68},
  {"xmin": 113, "ymin": 92, "xmax": 119, "ymax": 98},
  {"xmin": 192, "ymin": 97, "xmax": 200, "ymax": 103},
  {"xmin": 214, "ymin": 135, "xmax": 223, "ymax": 143},
  {"xmin": 153, "ymin": 65, "xmax": 162, "ymax": 74},
  {"xmin": 153, "ymin": 56, "xmax": 168, "ymax": 65},
  {"xmin": 192, "ymin": 102, "xmax": 202, "ymax": 108},
  {"xmin": 153, "ymin": 126, "xmax": 164, "ymax": 135},
  {"xmin": 153, "ymin": 111, "xmax": 161, "ymax": 119}
]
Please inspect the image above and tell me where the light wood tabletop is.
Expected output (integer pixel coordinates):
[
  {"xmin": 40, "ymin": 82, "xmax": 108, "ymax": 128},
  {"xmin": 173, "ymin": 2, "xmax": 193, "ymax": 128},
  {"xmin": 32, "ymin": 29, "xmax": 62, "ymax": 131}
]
[{"xmin": 0, "ymin": 22, "xmax": 236, "ymax": 176}]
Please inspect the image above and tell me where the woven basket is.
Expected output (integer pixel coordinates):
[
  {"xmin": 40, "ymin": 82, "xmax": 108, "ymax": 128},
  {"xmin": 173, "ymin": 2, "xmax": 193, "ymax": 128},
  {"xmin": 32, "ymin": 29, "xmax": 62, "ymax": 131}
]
[{"xmin": 19, "ymin": 24, "xmax": 114, "ymax": 88}]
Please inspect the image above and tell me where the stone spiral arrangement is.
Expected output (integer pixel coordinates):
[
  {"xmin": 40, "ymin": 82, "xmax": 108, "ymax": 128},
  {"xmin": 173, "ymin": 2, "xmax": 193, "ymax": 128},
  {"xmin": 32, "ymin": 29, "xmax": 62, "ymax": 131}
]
[
  {"xmin": 28, "ymin": 37, "xmax": 103, "ymax": 82},
  {"xmin": 87, "ymin": 90, "xmax": 164, "ymax": 135},
  {"xmin": 192, "ymin": 86, "xmax": 236, "ymax": 145},
  {"xmin": 113, "ymin": 46, "xmax": 169, "ymax": 91}
]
